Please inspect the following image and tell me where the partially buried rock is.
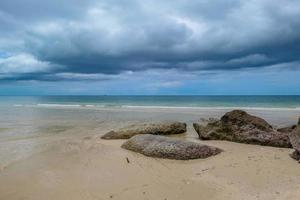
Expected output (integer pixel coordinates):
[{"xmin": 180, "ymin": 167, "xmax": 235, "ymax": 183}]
[
  {"xmin": 289, "ymin": 126, "xmax": 300, "ymax": 162},
  {"xmin": 101, "ymin": 122, "xmax": 187, "ymax": 139},
  {"xmin": 277, "ymin": 125, "xmax": 297, "ymax": 133},
  {"xmin": 121, "ymin": 134, "xmax": 222, "ymax": 160},
  {"xmin": 277, "ymin": 117, "xmax": 300, "ymax": 133},
  {"xmin": 193, "ymin": 110, "xmax": 291, "ymax": 148},
  {"xmin": 290, "ymin": 150, "xmax": 300, "ymax": 161}
]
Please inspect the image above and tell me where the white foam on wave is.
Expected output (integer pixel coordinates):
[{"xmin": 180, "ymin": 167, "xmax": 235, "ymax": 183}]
[
  {"xmin": 37, "ymin": 103, "xmax": 82, "ymax": 107},
  {"xmin": 83, "ymin": 104, "xmax": 96, "ymax": 107},
  {"xmin": 13, "ymin": 104, "xmax": 35, "ymax": 107},
  {"xmin": 13, "ymin": 104, "xmax": 23, "ymax": 107},
  {"xmin": 12, "ymin": 103, "xmax": 300, "ymax": 111},
  {"xmin": 121, "ymin": 105, "xmax": 300, "ymax": 111}
]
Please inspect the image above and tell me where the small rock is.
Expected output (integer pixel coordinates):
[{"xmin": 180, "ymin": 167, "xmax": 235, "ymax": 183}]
[
  {"xmin": 277, "ymin": 125, "xmax": 296, "ymax": 133},
  {"xmin": 277, "ymin": 117, "xmax": 300, "ymax": 133}
]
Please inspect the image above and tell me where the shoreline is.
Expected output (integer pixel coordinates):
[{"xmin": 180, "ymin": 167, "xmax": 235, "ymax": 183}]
[{"xmin": 12, "ymin": 103, "xmax": 300, "ymax": 111}]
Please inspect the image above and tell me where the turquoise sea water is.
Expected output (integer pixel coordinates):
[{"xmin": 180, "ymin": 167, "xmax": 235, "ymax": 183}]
[{"xmin": 0, "ymin": 96, "xmax": 300, "ymax": 109}]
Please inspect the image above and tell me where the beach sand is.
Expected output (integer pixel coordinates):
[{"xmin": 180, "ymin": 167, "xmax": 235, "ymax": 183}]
[{"xmin": 0, "ymin": 107, "xmax": 300, "ymax": 200}]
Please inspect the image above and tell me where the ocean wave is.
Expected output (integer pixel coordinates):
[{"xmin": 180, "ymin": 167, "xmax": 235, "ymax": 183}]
[
  {"xmin": 121, "ymin": 105, "xmax": 300, "ymax": 111},
  {"xmin": 13, "ymin": 104, "xmax": 24, "ymax": 107},
  {"xmin": 12, "ymin": 103, "xmax": 300, "ymax": 111},
  {"xmin": 37, "ymin": 103, "xmax": 82, "ymax": 107},
  {"xmin": 82, "ymin": 104, "xmax": 96, "ymax": 107}
]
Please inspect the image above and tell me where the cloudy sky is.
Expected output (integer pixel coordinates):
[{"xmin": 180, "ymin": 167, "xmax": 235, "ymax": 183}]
[{"xmin": 0, "ymin": 0, "xmax": 300, "ymax": 95}]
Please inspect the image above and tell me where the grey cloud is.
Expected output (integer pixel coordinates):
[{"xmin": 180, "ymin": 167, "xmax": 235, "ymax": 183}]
[{"xmin": 0, "ymin": 0, "xmax": 300, "ymax": 81}]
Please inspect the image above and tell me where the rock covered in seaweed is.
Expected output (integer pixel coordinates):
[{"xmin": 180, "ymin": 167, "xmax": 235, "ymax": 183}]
[
  {"xmin": 193, "ymin": 110, "xmax": 291, "ymax": 148},
  {"xmin": 101, "ymin": 121, "xmax": 186, "ymax": 139},
  {"xmin": 121, "ymin": 134, "xmax": 222, "ymax": 160}
]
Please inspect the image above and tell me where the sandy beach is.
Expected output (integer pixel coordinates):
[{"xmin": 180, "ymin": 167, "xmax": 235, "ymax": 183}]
[
  {"xmin": 0, "ymin": 106, "xmax": 300, "ymax": 200},
  {"xmin": 1, "ymin": 0, "xmax": 300, "ymax": 198},
  {"xmin": 1, "ymin": 0, "xmax": 300, "ymax": 196}
]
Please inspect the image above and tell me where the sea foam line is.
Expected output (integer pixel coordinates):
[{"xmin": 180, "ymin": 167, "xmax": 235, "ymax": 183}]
[
  {"xmin": 13, "ymin": 103, "xmax": 105, "ymax": 108},
  {"xmin": 12, "ymin": 103, "xmax": 300, "ymax": 111},
  {"xmin": 122, "ymin": 105, "xmax": 300, "ymax": 111},
  {"xmin": 37, "ymin": 103, "xmax": 82, "ymax": 107}
]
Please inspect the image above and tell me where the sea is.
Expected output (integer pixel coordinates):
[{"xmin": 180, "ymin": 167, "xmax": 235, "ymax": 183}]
[{"xmin": 0, "ymin": 95, "xmax": 300, "ymax": 110}]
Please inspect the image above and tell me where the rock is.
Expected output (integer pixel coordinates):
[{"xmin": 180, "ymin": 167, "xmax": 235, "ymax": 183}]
[
  {"xmin": 289, "ymin": 126, "xmax": 300, "ymax": 161},
  {"xmin": 220, "ymin": 110, "xmax": 273, "ymax": 131},
  {"xmin": 101, "ymin": 122, "xmax": 187, "ymax": 139},
  {"xmin": 277, "ymin": 125, "xmax": 297, "ymax": 133},
  {"xmin": 290, "ymin": 150, "xmax": 300, "ymax": 162},
  {"xmin": 277, "ymin": 117, "xmax": 300, "ymax": 133},
  {"xmin": 290, "ymin": 126, "xmax": 300, "ymax": 153},
  {"xmin": 121, "ymin": 134, "xmax": 222, "ymax": 160},
  {"xmin": 193, "ymin": 110, "xmax": 291, "ymax": 148}
]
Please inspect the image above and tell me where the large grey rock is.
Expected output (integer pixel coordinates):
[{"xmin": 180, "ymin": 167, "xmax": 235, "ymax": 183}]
[
  {"xmin": 289, "ymin": 126, "xmax": 300, "ymax": 161},
  {"xmin": 193, "ymin": 110, "xmax": 291, "ymax": 148},
  {"xmin": 101, "ymin": 122, "xmax": 187, "ymax": 139},
  {"xmin": 121, "ymin": 134, "xmax": 222, "ymax": 160}
]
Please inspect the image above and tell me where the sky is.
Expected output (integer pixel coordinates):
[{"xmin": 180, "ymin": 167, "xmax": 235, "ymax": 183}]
[{"xmin": 0, "ymin": 0, "xmax": 300, "ymax": 95}]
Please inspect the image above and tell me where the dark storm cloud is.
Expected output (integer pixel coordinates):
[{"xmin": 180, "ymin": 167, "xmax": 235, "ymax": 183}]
[{"xmin": 0, "ymin": 0, "xmax": 300, "ymax": 81}]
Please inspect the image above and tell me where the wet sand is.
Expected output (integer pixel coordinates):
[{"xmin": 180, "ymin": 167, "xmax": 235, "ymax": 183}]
[{"xmin": 0, "ymin": 107, "xmax": 300, "ymax": 200}]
